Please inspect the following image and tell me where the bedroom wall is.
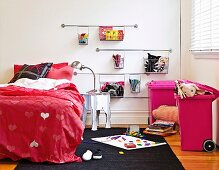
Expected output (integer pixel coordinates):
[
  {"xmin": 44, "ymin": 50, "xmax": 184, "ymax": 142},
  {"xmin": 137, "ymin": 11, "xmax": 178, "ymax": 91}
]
[
  {"xmin": 181, "ymin": 0, "xmax": 219, "ymax": 145},
  {"xmin": 0, "ymin": 0, "xmax": 180, "ymax": 125}
]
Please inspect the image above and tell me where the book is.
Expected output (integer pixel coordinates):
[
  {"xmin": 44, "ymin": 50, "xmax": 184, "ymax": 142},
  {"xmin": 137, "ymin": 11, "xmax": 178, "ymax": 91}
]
[
  {"xmin": 144, "ymin": 119, "xmax": 178, "ymax": 136},
  {"xmin": 153, "ymin": 120, "xmax": 175, "ymax": 127},
  {"xmin": 143, "ymin": 129, "xmax": 177, "ymax": 137},
  {"xmin": 146, "ymin": 125, "xmax": 173, "ymax": 133}
]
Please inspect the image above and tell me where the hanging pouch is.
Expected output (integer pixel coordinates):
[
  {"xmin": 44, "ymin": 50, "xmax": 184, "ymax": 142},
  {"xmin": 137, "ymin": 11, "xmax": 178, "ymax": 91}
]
[{"xmin": 78, "ymin": 26, "xmax": 89, "ymax": 45}]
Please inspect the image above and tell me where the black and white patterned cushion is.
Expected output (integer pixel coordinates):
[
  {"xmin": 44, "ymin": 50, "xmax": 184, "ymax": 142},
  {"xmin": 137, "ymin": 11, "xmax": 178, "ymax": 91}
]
[{"xmin": 9, "ymin": 63, "xmax": 53, "ymax": 83}]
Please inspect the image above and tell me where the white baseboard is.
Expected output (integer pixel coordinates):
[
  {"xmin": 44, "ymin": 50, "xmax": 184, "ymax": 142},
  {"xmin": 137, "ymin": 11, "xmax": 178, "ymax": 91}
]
[{"xmin": 84, "ymin": 111, "xmax": 149, "ymax": 126}]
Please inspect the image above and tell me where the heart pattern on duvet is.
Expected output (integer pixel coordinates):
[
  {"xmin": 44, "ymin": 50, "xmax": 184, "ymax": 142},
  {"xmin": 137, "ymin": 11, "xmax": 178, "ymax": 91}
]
[
  {"xmin": 41, "ymin": 112, "xmax": 49, "ymax": 120},
  {"xmin": 56, "ymin": 114, "xmax": 64, "ymax": 121},
  {"xmin": 39, "ymin": 126, "xmax": 47, "ymax": 132},
  {"xmin": 7, "ymin": 145, "xmax": 15, "ymax": 152},
  {"xmin": 25, "ymin": 111, "xmax": 33, "ymax": 118},
  {"xmin": 30, "ymin": 140, "xmax": 39, "ymax": 148},
  {"xmin": 8, "ymin": 124, "xmax": 17, "ymax": 131}
]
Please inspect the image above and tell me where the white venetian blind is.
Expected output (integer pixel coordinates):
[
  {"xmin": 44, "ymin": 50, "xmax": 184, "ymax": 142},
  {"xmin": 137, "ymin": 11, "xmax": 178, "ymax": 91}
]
[{"xmin": 191, "ymin": 0, "xmax": 219, "ymax": 52}]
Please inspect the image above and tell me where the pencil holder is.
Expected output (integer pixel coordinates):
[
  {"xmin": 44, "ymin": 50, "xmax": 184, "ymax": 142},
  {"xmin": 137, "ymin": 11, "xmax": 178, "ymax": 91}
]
[
  {"xmin": 112, "ymin": 54, "xmax": 124, "ymax": 69},
  {"xmin": 129, "ymin": 75, "xmax": 141, "ymax": 93}
]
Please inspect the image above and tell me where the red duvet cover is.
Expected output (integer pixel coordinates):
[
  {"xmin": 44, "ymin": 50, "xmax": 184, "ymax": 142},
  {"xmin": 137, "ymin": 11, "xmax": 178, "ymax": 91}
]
[{"xmin": 0, "ymin": 81, "xmax": 84, "ymax": 163}]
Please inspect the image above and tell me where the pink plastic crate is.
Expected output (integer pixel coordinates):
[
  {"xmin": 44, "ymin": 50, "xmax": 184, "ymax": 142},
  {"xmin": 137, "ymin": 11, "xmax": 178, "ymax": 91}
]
[
  {"xmin": 176, "ymin": 81, "xmax": 219, "ymax": 151},
  {"xmin": 147, "ymin": 80, "xmax": 176, "ymax": 124},
  {"xmin": 176, "ymin": 95, "xmax": 216, "ymax": 151}
]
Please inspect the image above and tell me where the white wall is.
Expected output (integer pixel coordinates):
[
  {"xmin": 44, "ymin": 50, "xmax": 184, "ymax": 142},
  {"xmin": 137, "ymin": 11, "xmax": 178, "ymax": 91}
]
[
  {"xmin": 181, "ymin": 0, "xmax": 219, "ymax": 145},
  {"xmin": 0, "ymin": 0, "xmax": 180, "ymax": 125}
]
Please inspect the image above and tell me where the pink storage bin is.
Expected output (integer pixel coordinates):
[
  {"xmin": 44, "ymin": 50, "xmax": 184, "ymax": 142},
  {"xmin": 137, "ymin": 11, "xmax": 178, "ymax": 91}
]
[
  {"xmin": 147, "ymin": 80, "xmax": 176, "ymax": 124},
  {"xmin": 176, "ymin": 80, "xmax": 219, "ymax": 152}
]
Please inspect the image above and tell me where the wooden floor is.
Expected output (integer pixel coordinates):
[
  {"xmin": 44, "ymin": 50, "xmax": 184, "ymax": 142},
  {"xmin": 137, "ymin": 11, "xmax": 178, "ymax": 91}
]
[
  {"xmin": 165, "ymin": 133, "xmax": 219, "ymax": 170},
  {"xmin": 0, "ymin": 132, "xmax": 219, "ymax": 170}
]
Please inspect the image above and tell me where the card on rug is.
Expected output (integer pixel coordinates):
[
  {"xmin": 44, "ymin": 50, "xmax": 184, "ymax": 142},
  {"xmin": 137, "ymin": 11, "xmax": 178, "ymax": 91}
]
[{"xmin": 91, "ymin": 134, "xmax": 166, "ymax": 150}]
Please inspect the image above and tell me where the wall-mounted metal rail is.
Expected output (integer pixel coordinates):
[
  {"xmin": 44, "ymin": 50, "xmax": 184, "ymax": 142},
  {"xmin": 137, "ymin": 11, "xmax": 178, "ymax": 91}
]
[
  {"xmin": 96, "ymin": 48, "xmax": 172, "ymax": 53},
  {"xmin": 61, "ymin": 24, "xmax": 138, "ymax": 28},
  {"xmin": 190, "ymin": 49, "xmax": 219, "ymax": 52}
]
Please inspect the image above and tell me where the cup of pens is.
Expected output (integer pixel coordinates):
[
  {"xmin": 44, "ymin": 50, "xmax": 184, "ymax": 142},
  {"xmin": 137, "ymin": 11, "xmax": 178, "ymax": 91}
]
[
  {"xmin": 112, "ymin": 54, "xmax": 124, "ymax": 69},
  {"xmin": 129, "ymin": 78, "xmax": 141, "ymax": 93}
]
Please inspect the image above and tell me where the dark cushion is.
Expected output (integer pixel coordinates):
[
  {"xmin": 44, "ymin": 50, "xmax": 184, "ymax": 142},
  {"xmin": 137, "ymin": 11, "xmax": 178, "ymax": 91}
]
[
  {"xmin": 9, "ymin": 63, "xmax": 53, "ymax": 83},
  {"xmin": 13, "ymin": 62, "xmax": 68, "ymax": 75}
]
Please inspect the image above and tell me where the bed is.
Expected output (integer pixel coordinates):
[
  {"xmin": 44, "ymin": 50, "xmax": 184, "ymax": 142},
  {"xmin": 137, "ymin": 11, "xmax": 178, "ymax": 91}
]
[{"xmin": 0, "ymin": 63, "xmax": 85, "ymax": 163}]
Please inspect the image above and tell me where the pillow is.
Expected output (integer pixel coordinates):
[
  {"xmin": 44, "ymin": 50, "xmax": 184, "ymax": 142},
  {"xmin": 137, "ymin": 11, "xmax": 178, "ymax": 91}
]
[
  {"xmin": 152, "ymin": 105, "xmax": 179, "ymax": 124},
  {"xmin": 46, "ymin": 65, "xmax": 73, "ymax": 80},
  {"xmin": 14, "ymin": 62, "xmax": 68, "ymax": 75},
  {"xmin": 9, "ymin": 63, "xmax": 53, "ymax": 83}
]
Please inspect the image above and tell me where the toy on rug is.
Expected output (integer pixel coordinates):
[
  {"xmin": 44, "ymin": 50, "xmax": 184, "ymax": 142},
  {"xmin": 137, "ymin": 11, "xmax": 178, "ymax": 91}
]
[
  {"xmin": 175, "ymin": 80, "xmax": 205, "ymax": 99},
  {"xmin": 125, "ymin": 130, "xmax": 146, "ymax": 139},
  {"xmin": 82, "ymin": 149, "xmax": 102, "ymax": 161}
]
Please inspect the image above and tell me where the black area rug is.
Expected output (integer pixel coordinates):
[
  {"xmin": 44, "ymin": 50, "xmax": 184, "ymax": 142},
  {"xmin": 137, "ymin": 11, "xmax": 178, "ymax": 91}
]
[{"xmin": 15, "ymin": 128, "xmax": 185, "ymax": 170}]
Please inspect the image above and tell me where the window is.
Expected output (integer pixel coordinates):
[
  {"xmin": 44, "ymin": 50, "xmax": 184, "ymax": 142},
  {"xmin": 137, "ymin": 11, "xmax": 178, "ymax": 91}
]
[{"xmin": 191, "ymin": 0, "xmax": 219, "ymax": 53}]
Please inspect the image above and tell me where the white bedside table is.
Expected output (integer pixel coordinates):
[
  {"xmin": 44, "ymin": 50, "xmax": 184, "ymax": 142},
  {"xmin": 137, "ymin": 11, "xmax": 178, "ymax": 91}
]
[{"xmin": 82, "ymin": 92, "xmax": 111, "ymax": 131}]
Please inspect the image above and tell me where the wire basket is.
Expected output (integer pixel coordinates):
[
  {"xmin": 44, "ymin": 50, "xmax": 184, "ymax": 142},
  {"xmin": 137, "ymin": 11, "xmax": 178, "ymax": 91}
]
[
  {"xmin": 78, "ymin": 33, "xmax": 88, "ymax": 45},
  {"xmin": 113, "ymin": 54, "xmax": 124, "ymax": 69},
  {"xmin": 129, "ymin": 75, "xmax": 141, "ymax": 93},
  {"xmin": 144, "ymin": 56, "xmax": 169, "ymax": 74},
  {"xmin": 99, "ymin": 26, "xmax": 124, "ymax": 41},
  {"xmin": 100, "ymin": 81, "xmax": 124, "ymax": 97}
]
